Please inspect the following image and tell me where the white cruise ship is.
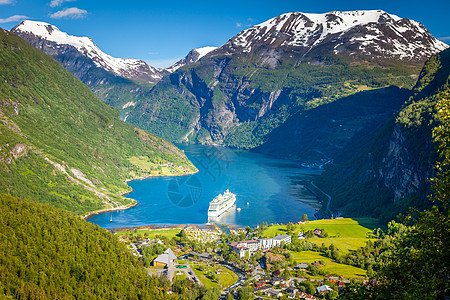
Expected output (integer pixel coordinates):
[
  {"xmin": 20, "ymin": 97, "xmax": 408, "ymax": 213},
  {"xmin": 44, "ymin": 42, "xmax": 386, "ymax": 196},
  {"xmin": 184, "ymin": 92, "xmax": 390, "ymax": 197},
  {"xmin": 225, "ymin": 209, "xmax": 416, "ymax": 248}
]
[{"xmin": 208, "ymin": 190, "xmax": 236, "ymax": 217}]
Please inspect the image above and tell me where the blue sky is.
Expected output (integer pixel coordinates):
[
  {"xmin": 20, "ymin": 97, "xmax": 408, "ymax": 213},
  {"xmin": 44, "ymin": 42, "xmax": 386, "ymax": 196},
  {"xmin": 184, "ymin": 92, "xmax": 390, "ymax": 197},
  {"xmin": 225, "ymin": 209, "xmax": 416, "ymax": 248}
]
[{"xmin": 1, "ymin": 0, "xmax": 449, "ymax": 68}]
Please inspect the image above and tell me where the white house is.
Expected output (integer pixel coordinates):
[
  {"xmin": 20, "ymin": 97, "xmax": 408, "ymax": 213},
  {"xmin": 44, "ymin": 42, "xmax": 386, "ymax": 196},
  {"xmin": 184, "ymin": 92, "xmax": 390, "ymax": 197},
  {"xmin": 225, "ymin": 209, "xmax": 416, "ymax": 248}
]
[{"xmin": 316, "ymin": 285, "xmax": 333, "ymax": 293}]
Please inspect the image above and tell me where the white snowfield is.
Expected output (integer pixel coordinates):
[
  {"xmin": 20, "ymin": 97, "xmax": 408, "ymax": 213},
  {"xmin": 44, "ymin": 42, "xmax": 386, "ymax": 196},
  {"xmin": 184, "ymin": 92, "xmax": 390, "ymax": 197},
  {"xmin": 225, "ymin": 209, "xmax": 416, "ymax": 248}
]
[
  {"xmin": 165, "ymin": 46, "xmax": 218, "ymax": 73},
  {"xmin": 14, "ymin": 20, "xmax": 163, "ymax": 80},
  {"xmin": 195, "ymin": 46, "xmax": 218, "ymax": 59},
  {"xmin": 228, "ymin": 10, "xmax": 448, "ymax": 59}
]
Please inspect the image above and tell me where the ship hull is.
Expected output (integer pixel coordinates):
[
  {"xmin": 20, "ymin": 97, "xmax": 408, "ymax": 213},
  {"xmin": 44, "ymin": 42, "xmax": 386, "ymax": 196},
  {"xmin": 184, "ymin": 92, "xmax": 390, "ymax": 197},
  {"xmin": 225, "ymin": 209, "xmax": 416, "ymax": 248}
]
[{"xmin": 208, "ymin": 195, "xmax": 236, "ymax": 217}]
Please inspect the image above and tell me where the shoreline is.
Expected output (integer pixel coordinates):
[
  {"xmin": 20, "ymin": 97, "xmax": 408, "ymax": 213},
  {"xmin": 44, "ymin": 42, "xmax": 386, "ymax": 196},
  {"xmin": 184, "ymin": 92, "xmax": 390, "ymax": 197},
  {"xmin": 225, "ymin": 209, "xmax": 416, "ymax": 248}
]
[
  {"xmin": 82, "ymin": 202, "xmax": 139, "ymax": 220},
  {"xmin": 111, "ymin": 222, "xmax": 244, "ymax": 232},
  {"xmin": 82, "ymin": 168, "xmax": 198, "ymax": 220}
]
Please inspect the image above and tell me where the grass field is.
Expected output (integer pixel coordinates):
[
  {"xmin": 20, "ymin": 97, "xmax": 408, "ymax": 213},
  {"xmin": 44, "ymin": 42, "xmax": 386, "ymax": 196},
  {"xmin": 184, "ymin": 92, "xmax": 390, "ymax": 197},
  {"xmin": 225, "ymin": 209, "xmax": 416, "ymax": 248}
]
[
  {"xmin": 191, "ymin": 263, "xmax": 238, "ymax": 289},
  {"xmin": 291, "ymin": 251, "xmax": 366, "ymax": 278},
  {"xmin": 115, "ymin": 228, "xmax": 182, "ymax": 239},
  {"xmin": 263, "ymin": 218, "xmax": 374, "ymax": 253},
  {"xmin": 322, "ymin": 263, "xmax": 366, "ymax": 279},
  {"xmin": 290, "ymin": 250, "xmax": 333, "ymax": 263}
]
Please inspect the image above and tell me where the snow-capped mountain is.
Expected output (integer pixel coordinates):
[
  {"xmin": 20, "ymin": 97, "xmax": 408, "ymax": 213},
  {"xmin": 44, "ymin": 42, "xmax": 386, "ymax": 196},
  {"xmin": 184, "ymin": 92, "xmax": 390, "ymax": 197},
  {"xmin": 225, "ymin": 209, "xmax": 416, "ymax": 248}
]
[
  {"xmin": 12, "ymin": 20, "xmax": 164, "ymax": 83},
  {"xmin": 166, "ymin": 46, "xmax": 217, "ymax": 73},
  {"xmin": 126, "ymin": 10, "xmax": 449, "ymax": 148},
  {"xmin": 215, "ymin": 10, "xmax": 448, "ymax": 63}
]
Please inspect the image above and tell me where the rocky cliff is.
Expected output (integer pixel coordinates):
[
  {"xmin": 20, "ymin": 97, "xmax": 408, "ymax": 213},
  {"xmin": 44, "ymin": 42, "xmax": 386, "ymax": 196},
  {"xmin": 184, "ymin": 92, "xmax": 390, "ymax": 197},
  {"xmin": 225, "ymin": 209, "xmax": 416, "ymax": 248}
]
[{"xmin": 316, "ymin": 48, "xmax": 450, "ymax": 219}]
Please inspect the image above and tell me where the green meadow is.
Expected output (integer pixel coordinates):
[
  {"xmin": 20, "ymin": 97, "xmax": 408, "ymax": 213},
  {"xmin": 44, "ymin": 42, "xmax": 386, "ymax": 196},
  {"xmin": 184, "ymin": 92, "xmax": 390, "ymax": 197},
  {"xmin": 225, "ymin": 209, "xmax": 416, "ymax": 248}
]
[{"xmin": 263, "ymin": 218, "xmax": 375, "ymax": 253}]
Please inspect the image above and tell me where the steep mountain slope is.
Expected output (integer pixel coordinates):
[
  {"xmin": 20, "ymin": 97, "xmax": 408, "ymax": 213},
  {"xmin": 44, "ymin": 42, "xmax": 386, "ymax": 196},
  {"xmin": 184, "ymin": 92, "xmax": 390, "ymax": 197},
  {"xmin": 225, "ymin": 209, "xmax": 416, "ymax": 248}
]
[
  {"xmin": 0, "ymin": 194, "xmax": 163, "ymax": 299},
  {"xmin": 0, "ymin": 28, "xmax": 195, "ymax": 215},
  {"xmin": 126, "ymin": 10, "xmax": 447, "ymax": 147},
  {"xmin": 316, "ymin": 48, "xmax": 450, "ymax": 220},
  {"xmin": 11, "ymin": 21, "xmax": 166, "ymax": 115}
]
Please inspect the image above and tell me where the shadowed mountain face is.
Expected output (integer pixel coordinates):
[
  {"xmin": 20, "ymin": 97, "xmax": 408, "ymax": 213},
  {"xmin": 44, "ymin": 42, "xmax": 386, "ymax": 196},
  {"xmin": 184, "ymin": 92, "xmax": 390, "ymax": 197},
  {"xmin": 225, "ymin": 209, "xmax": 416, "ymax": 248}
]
[
  {"xmin": 254, "ymin": 86, "xmax": 411, "ymax": 161},
  {"xmin": 315, "ymin": 48, "xmax": 450, "ymax": 220}
]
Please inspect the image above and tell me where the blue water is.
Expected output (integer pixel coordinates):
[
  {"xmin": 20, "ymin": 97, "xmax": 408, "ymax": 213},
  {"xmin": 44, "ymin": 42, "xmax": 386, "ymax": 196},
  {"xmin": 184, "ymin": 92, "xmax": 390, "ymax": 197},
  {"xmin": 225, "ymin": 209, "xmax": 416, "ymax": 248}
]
[{"xmin": 87, "ymin": 144, "xmax": 323, "ymax": 228}]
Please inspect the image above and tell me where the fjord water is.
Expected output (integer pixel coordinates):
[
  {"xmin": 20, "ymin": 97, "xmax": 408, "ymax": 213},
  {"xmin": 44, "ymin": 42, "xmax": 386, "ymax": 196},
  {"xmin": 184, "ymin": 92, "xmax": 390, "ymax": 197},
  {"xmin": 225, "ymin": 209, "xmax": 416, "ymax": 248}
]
[{"xmin": 88, "ymin": 144, "xmax": 323, "ymax": 228}]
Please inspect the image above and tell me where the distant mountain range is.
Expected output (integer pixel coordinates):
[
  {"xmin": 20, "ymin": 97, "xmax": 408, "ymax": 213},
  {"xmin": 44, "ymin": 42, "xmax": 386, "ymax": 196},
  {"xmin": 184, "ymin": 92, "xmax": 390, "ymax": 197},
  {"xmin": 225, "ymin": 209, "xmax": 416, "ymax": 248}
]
[
  {"xmin": 11, "ymin": 21, "xmax": 217, "ymax": 114},
  {"xmin": 214, "ymin": 10, "xmax": 447, "ymax": 62},
  {"xmin": 9, "ymin": 10, "xmax": 450, "ymax": 218}
]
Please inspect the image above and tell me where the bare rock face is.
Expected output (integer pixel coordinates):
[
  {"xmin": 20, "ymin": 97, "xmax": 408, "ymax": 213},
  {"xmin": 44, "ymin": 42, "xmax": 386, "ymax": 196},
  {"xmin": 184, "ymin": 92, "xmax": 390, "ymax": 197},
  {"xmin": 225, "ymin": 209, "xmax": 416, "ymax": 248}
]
[
  {"xmin": 11, "ymin": 144, "xmax": 27, "ymax": 159},
  {"xmin": 380, "ymin": 125, "xmax": 431, "ymax": 201}
]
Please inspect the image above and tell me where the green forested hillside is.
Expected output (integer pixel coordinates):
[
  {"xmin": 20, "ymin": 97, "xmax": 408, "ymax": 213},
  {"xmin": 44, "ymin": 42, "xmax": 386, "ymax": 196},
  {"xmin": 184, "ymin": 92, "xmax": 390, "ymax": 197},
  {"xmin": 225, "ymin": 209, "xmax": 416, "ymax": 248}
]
[
  {"xmin": 0, "ymin": 29, "xmax": 196, "ymax": 215},
  {"xmin": 0, "ymin": 194, "xmax": 164, "ymax": 299},
  {"xmin": 316, "ymin": 48, "xmax": 450, "ymax": 220}
]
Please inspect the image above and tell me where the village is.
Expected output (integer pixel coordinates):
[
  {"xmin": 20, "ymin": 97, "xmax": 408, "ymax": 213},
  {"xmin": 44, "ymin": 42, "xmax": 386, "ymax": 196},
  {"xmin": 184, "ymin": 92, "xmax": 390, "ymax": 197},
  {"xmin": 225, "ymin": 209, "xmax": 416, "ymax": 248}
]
[{"xmin": 114, "ymin": 218, "xmax": 374, "ymax": 299}]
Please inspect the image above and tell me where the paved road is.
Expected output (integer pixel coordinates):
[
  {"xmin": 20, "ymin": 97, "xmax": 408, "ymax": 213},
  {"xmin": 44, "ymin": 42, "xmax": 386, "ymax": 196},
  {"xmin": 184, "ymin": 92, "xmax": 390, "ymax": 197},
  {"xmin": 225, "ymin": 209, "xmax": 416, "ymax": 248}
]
[{"xmin": 311, "ymin": 181, "xmax": 333, "ymax": 217}]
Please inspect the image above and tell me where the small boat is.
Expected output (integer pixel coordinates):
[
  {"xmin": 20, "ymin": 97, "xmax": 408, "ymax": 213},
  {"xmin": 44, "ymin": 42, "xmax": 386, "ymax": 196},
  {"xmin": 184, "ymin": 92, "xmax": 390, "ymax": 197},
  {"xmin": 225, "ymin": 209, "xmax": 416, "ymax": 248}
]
[
  {"xmin": 110, "ymin": 215, "xmax": 112, "ymax": 222},
  {"xmin": 237, "ymin": 207, "xmax": 241, "ymax": 212},
  {"xmin": 247, "ymin": 202, "xmax": 249, "ymax": 206}
]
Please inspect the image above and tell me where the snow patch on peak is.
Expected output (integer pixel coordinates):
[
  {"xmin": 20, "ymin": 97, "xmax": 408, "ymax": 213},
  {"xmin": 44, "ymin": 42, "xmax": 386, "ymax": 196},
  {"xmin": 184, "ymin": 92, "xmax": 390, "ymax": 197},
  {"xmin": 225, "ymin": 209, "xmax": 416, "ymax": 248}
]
[
  {"xmin": 194, "ymin": 46, "xmax": 218, "ymax": 59},
  {"xmin": 13, "ymin": 20, "xmax": 161, "ymax": 81},
  {"xmin": 231, "ymin": 10, "xmax": 403, "ymax": 52},
  {"xmin": 165, "ymin": 46, "xmax": 218, "ymax": 73}
]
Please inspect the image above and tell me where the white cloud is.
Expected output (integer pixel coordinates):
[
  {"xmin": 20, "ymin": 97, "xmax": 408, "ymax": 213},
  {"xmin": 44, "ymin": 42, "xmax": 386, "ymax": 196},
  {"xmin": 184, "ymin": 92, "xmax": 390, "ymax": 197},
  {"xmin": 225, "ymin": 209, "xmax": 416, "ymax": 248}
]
[
  {"xmin": 0, "ymin": 0, "xmax": 14, "ymax": 4},
  {"xmin": 0, "ymin": 15, "xmax": 28, "ymax": 24},
  {"xmin": 49, "ymin": 0, "xmax": 76, "ymax": 8},
  {"xmin": 50, "ymin": 7, "xmax": 87, "ymax": 19},
  {"xmin": 236, "ymin": 18, "xmax": 254, "ymax": 28}
]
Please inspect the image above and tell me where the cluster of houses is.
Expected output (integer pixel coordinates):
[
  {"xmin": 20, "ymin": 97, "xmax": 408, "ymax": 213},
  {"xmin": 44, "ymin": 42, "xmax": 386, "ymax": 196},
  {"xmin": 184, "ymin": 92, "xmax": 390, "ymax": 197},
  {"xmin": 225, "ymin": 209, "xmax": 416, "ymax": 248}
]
[
  {"xmin": 229, "ymin": 234, "xmax": 292, "ymax": 258},
  {"xmin": 251, "ymin": 275, "xmax": 331, "ymax": 299},
  {"xmin": 159, "ymin": 162, "xmax": 191, "ymax": 174},
  {"xmin": 125, "ymin": 237, "xmax": 164, "ymax": 257},
  {"xmin": 298, "ymin": 228, "xmax": 323, "ymax": 240},
  {"xmin": 183, "ymin": 226, "xmax": 221, "ymax": 243}
]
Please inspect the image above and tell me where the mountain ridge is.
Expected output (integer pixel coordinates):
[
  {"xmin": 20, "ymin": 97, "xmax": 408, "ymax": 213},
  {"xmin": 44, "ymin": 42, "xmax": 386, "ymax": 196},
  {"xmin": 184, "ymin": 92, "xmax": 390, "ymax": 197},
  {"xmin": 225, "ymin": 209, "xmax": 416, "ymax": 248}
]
[
  {"xmin": 12, "ymin": 20, "xmax": 166, "ymax": 83},
  {"xmin": 211, "ymin": 10, "xmax": 447, "ymax": 64}
]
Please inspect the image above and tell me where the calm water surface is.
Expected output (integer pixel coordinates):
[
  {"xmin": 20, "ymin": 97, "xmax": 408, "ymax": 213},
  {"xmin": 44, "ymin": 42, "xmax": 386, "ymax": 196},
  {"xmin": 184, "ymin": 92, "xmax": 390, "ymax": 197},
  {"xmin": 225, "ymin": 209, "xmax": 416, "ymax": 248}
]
[{"xmin": 87, "ymin": 144, "xmax": 323, "ymax": 228}]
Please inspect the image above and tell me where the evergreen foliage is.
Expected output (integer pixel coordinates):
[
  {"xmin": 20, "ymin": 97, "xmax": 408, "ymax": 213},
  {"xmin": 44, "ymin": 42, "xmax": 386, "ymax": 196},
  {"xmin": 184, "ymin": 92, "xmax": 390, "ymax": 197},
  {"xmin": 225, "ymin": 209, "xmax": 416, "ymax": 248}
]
[{"xmin": 0, "ymin": 194, "xmax": 164, "ymax": 299}]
